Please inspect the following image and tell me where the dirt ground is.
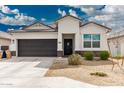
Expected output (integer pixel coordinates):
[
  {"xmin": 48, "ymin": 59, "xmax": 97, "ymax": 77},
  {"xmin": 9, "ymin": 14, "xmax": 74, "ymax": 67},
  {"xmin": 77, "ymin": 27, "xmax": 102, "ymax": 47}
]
[{"xmin": 45, "ymin": 58, "xmax": 124, "ymax": 86}]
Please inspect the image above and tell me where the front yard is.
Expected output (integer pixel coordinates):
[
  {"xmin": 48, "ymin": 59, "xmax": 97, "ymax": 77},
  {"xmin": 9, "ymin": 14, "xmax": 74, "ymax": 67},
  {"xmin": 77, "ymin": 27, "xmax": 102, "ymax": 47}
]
[{"xmin": 45, "ymin": 58, "xmax": 124, "ymax": 86}]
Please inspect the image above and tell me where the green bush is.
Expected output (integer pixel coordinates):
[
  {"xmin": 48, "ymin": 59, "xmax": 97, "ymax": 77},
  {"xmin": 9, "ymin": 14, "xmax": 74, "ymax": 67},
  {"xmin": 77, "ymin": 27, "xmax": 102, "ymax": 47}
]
[
  {"xmin": 68, "ymin": 54, "xmax": 82, "ymax": 65},
  {"xmin": 90, "ymin": 72, "xmax": 107, "ymax": 77},
  {"xmin": 84, "ymin": 51, "xmax": 94, "ymax": 60},
  {"xmin": 100, "ymin": 51, "xmax": 109, "ymax": 60},
  {"xmin": 115, "ymin": 54, "xmax": 121, "ymax": 59}
]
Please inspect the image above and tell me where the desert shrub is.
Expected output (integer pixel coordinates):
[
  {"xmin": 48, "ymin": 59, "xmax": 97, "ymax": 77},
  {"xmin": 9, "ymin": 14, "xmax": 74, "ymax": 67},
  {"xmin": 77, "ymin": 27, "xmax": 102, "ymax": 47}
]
[
  {"xmin": 100, "ymin": 51, "xmax": 109, "ymax": 60},
  {"xmin": 90, "ymin": 72, "xmax": 107, "ymax": 77},
  {"xmin": 68, "ymin": 54, "xmax": 82, "ymax": 65},
  {"xmin": 84, "ymin": 51, "xmax": 94, "ymax": 60},
  {"xmin": 115, "ymin": 54, "xmax": 121, "ymax": 59}
]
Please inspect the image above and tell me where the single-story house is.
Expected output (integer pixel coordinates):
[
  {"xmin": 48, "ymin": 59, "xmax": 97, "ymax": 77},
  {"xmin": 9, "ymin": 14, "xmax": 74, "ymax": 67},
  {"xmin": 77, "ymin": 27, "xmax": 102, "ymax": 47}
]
[
  {"xmin": 0, "ymin": 31, "xmax": 12, "ymax": 51},
  {"xmin": 108, "ymin": 31, "xmax": 124, "ymax": 57},
  {"xmin": 8, "ymin": 15, "xmax": 111, "ymax": 57}
]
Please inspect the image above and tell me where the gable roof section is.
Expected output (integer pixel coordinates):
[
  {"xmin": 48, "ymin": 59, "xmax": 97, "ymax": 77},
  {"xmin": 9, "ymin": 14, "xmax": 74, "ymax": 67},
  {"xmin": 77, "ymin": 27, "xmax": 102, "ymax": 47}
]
[
  {"xmin": 108, "ymin": 31, "xmax": 124, "ymax": 40},
  {"xmin": 81, "ymin": 22, "xmax": 111, "ymax": 31},
  {"xmin": 49, "ymin": 23, "xmax": 57, "ymax": 28},
  {"xmin": 55, "ymin": 15, "xmax": 82, "ymax": 23},
  {"xmin": 22, "ymin": 21, "xmax": 55, "ymax": 30},
  {"xmin": 8, "ymin": 21, "xmax": 56, "ymax": 33}
]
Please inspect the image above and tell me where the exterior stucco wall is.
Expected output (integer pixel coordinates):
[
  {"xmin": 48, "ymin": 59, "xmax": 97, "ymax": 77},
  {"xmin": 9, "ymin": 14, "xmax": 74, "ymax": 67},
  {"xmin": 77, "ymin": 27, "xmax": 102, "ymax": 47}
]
[
  {"xmin": 108, "ymin": 37, "xmax": 124, "ymax": 57},
  {"xmin": 11, "ymin": 32, "xmax": 57, "ymax": 39},
  {"xmin": 0, "ymin": 38, "xmax": 11, "ymax": 46},
  {"xmin": 57, "ymin": 16, "xmax": 81, "ymax": 51},
  {"xmin": 121, "ymin": 42, "xmax": 124, "ymax": 56},
  {"xmin": 108, "ymin": 40, "xmax": 117, "ymax": 57},
  {"xmin": 80, "ymin": 23, "xmax": 109, "ymax": 51}
]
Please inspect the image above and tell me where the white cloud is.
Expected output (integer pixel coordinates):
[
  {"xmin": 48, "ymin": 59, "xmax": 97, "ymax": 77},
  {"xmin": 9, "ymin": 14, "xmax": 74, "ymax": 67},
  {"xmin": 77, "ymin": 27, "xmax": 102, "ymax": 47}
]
[
  {"xmin": 0, "ymin": 13, "xmax": 4, "ymax": 18},
  {"xmin": 58, "ymin": 8, "xmax": 78, "ymax": 18},
  {"xmin": 102, "ymin": 6, "xmax": 124, "ymax": 14},
  {"xmin": 0, "ymin": 5, "xmax": 11, "ymax": 14},
  {"xmin": 8, "ymin": 28, "xmax": 14, "ymax": 31},
  {"xmin": 70, "ymin": 5, "xmax": 124, "ymax": 31},
  {"xmin": 0, "ymin": 13, "xmax": 36, "ymax": 25},
  {"xmin": 69, "ymin": 9, "xmax": 78, "ymax": 17},
  {"xmin": 19, "ymin": 27, "xmax": 23, "ymax": 30},
  {"xmin": 88, "ymin": 6, "xmax": 124, "ymax": 31},
  {"xmin": 11, "ymin": 9, "xmax": 19, "ymax": 14},
  {"xmin": 0, "ymin": 6, "xmax": 36, "ymax": 26},
  {"xmin": 58, "ymin": 8, "xmax": 66, "ymax": 17},
  {"xmin": 90, "ymin": 15, "xmax": 112, "ymax": 21},
  {"xmin": 41, "ymin": 18, "xmax": 46, "ymax": 21},
  {"xmin": 81, "ymin": 7, "xmax": 95, "ymax": 15},
  {"xmin": 0, "ymin": 5, "xmax": 19, "ymax": 14},
  {"xmin": 69, "ymin": 5, "xmax": 101, "ymax": 15}
]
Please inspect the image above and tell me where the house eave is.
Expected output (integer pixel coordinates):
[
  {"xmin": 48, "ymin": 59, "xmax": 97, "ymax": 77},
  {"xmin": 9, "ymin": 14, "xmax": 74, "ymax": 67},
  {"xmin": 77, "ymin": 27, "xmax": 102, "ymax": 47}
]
[
  {"xmin": 80, "ymin": 22, "xmax": 112, "ymax": 31},
  {"xmin": 8, "ymin": 30, "xmax": 57, "ymax": 33},
  {"xmin": 22, "ymin": 21, "xmax": 55, "ymax": 30}
]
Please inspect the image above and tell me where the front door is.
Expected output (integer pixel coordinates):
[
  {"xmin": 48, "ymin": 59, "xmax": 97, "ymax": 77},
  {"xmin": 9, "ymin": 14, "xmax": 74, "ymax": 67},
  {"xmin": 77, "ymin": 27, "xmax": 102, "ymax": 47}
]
[{"xmin": 64, "ymin": 39, "xmax": 73, "ymax": 55}]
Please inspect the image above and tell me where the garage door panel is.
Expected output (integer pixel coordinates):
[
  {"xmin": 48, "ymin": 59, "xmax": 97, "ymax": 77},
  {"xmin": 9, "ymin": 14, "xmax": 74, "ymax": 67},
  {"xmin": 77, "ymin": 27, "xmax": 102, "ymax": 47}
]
[{"xmin": 18, "ymin": 39, "xmax": 57, "ymax": 57}]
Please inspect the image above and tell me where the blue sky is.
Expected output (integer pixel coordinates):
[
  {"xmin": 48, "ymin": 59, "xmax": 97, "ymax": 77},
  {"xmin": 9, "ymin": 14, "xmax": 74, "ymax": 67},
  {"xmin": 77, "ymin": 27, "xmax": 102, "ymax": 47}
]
[{"xmin": 0, "ymin": 5, "xmax": 123, "ymax": 32}]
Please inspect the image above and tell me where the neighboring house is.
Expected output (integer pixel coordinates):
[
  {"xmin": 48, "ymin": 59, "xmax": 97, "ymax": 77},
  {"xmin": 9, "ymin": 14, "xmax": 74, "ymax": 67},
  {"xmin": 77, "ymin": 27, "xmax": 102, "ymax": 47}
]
[
  {"xmin": 108, "ymin": 31, "xmax": 124, "ymax": 57},
  {"xmin": 0, "ymin": 31, "xmax": 12, "ymax": 51},
  {"xmin": 8, "ymin": 15, "xmax": 111, "ymax": 57}
]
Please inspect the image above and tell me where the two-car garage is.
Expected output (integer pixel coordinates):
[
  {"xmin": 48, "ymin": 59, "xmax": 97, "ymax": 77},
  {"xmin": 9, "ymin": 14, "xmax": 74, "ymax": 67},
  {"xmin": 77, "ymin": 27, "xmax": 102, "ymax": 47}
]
[
  {"xmin": 9, "ymin": 22, "xmax": 58, "ymax": 57},
  {"xmin": 18, "ymin": 39, "xmax": 57, "ymax": 57}
]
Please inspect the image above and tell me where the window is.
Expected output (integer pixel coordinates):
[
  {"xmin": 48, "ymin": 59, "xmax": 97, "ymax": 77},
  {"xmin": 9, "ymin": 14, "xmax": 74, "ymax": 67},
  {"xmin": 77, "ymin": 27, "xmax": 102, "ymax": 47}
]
[
  {"xmin": 92, "ymin": 41, "xmax": 100, "ymax": 48},
  {"xmin": 84, "ymin": 34, "xmax": 91, "ymax": 41},
  {"xmin": 83, "ymin": 34, "xmax": 100, "ymax": 48},
  {"xmin": 92, "ymin": 34, "xmax": 100, "ymax": 40},
  {"xmin": 84, "ymin": 41, "xmax": 91, "ymax": 48}
]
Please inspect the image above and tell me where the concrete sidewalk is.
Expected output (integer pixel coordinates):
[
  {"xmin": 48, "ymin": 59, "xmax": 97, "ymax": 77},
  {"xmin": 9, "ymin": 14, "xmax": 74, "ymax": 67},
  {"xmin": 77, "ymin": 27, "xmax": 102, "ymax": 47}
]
[{"xmin": 0, "ymin": 77, "xmax": 97, "ymax": 88}]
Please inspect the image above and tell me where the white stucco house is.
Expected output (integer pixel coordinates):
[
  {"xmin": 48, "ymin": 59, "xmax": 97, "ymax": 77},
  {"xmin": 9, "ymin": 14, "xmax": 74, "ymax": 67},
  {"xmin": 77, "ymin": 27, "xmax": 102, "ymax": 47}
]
[
  {"xmin": 8, "ymin": 15, "xmax": 111, "ymax": 57},
  {"xmin": 108, "ymin": 31, "xmax": 124, "ymax": 57},
  {"xmin": 0, "ymin": 31, "xmax": 12, "ymax": 51}
]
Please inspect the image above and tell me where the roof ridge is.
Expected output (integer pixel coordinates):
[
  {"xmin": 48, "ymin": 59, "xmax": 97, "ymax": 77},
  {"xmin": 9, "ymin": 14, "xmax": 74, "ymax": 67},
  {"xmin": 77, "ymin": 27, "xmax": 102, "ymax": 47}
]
[{"xmin": 55, "ymin": 14, "xmax": 82, "ymax": 23}]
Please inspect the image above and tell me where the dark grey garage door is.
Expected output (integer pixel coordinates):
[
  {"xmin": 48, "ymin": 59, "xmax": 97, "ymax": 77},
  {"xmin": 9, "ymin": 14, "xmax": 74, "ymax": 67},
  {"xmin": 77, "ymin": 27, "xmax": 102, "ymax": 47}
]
[{"xmin": 18, "ymin": 39, "xmax": 57, "ymax": 57}]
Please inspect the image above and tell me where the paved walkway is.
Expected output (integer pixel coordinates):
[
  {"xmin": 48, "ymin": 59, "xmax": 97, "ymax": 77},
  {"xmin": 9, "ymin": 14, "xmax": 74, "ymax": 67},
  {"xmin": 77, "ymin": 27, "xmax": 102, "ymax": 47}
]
[
  {"xmin": 0, "ymin": 57, "xmax": 96, "ymax": 88},
  {"xmin": 0, "ymin": 77, "xmax": 96, "ymax": 88}
]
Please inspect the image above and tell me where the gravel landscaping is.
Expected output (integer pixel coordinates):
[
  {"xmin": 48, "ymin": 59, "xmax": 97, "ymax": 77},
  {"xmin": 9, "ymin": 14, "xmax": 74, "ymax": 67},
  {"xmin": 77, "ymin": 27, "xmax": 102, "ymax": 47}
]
[{"xmin": 45, "ymin": 58, "xmax": 124, "ymax": 86}]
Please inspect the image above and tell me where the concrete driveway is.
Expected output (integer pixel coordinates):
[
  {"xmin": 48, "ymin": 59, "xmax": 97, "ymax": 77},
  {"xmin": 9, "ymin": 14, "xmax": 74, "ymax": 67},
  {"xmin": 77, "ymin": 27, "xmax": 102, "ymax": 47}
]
[{"xmin": 0, "ymin": 57, "xmax": 96, "ymax": 88}]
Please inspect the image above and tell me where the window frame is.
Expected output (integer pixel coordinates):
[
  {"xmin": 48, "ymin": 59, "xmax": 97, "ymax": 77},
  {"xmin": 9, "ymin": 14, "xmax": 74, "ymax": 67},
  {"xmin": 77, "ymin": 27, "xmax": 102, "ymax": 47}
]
[
  {"xmin": 83, "ymin": 34, "xmax": 100, "ymax": 48},
  {"xmin": 84, "ymin": 41, "xmax": 91, "ymax": 48}
]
